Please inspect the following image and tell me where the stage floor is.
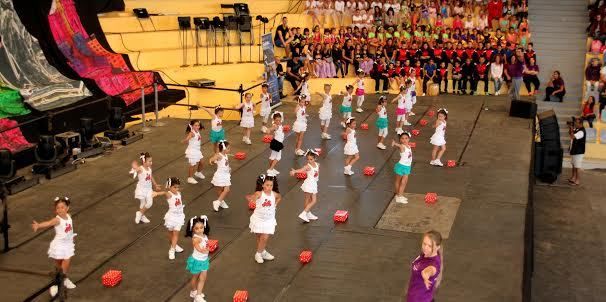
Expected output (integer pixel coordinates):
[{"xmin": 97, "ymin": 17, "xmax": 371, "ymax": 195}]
[{"xmin": 1, "ymin": 94, "xmax": 532, "ymax": 302}]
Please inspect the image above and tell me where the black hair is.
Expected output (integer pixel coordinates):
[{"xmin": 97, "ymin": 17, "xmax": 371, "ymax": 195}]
[
  {"xmin": 54, "ymin": 196, "xmax": 71, "ymax": 207},
  {"xmin": 185, "ymin": 120, "xmax": 201, "ymax": 133},
  {"xmin": 218, "ymin": 140, "xmax": 230, "ymax": 152},
  {"xmin": 398, "ymin": 131, "xmax": 412, "ymax": 139},
  {"xmin": 185, "ymin": 216, "xmax": 210, "ymax": 237},
  {"xmin": 165, "ymin": 177, "xmax": 181, "ymax": 188},
  {"xmin": 139, "ymin": 152, "xmax": 151, "ymax": 163},
  {"xmin": 272, "ymin": 112, "xmax": 283, "ymax": 120},
  {"xmin": 261, "ymin": 83, "xmax": 269, "ymax": 88},
  {"xmin": 345, "ymin": 84, "xmax": 354, "ymax": 91},
  {"xmin": 255, "ymin": 174, "xmax": 280, "ymax": 193},
  {"xmin": 214, "ymin": 106, "xmax": 224, "ymax": 114},
  {"xmin": 346, "ymin": 117, "xmax": 356, "ymax": 126},
  {"xmin": 437, "ymin": 108, "xmax": 449, "ymax": 120},
  {"xmin": 305, "ymin": 148, "xmax": 319, "ymax": 159},
  {"xmin": 378, "ymin": 96, "xmax": 387, "ymax": 105}
]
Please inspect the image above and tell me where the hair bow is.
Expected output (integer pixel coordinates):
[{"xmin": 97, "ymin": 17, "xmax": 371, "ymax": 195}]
[{"xmin": 305, "ymin": 149, "xmax": 319, "ymax": 156}]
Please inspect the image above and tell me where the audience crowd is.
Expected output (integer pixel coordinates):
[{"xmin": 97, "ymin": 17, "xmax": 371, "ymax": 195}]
[
  {"xmin": 586, "ymin": 0, "xmax": 606, "ymax": 124},
  {"xmin": 274, "ymin": 0, "xmax": 537, "ymax": 98}
]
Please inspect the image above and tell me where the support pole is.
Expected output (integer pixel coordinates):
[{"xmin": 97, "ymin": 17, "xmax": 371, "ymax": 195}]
[
  {"xmin": 153, "ymin": 83, "xmax": 165, "ymax": 127},
  {"xmin": 141, "ymin": 87, "xmax": 152, "ymax": 132}
]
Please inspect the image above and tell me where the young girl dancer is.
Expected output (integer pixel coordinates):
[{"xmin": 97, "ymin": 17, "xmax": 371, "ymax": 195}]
[
  {"xmin": 185, "ymin": 215, "xmax": 211, "ymax": 302},
  {"xmin": 260, "ymin": 83, "xmax": 272, "ymax": 133},
  {"xmin": 159, "ymin": 177, "xmax": 186, "ymax": 260},
  {"xmin": 249, "ymin": 174, "xmax": 282, "ymax": 263},
  {"xmin": 318, "ymin": 83, "xmax": 333, "ymax": 140},
  {"xmin": 392, "ymin": 85, "xmax": 408, "ymax": 135},
  {"xmin": 343, "ymin": 117, "xmax": 360, "ymax": 175},
  {"xmin": 375, "ymin": 96, "xmax": 389, "ymax": 149},
  {"xmin": 131, "ymin": 152, "xmax": 161, "ymax": 224},
  {"xmin": 290, "ymin": 149, "xmax": 320, "ymax": 223},
  {"xmin": 295, "ymin": 73, "xmax": 311, "ymax": 101},
  {"xmin": 340, "ymin": 84, "xmax": 354, "ymax": 128},
  {"xmin": 234, "ymin": 92, "xmax": 255, "ymax": 145},
  {"xmin": 201, "ymin": 106, "xmax": 225, "ymax": 154},
  {"xmin": 209, "ymin": 140, "xmax": 231, "ymax": 211},
  {"xmin": 354, "ymin": 69, "xmax": 366, "ymax": 112},
  {"xmin": 292, "ymin": 95, "xmax": 309, "ymax": 156},
  {"xmin": 392, "ymin": 132, "xmax": 413, "ymax": 204},
  {"xmin": 267, "ymin": 112, "xmax": 284, "ymax": 176},
  {"xmin": 32, "ymin": 197, "xmax": 77, "ymax": 297},
  {"xmin": 183, "ymin": 120, "xmax": 205, "ymax": 185},
  {"xmin": 430, "ymin": 108, "xmax": 448, "ymax": 167}
]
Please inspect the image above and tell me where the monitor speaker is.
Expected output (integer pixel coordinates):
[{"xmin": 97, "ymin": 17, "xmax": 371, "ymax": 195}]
[
  {"xmin": 226, "ymin": 15, "xmax": 238, "ymax": 30},
  {"xmin": 178, "ymin": 17, "xmax": 191, "ymax": 29},
  {"xmin": 238, "ymin": 15, "xmax": 252, "ymax": 32},
  {"xmin": 133, "ymin": 8, "xmax": 149, "ymax": 18},
  {"xmin": 509, "ymin": 100, "xmax": 536, "ymax": 119},
  {"xmin": 538, "ymin": 110, "xmax": 560, "ymax": 143},
  {"xmin": 234, "ymin": 3, "xmax": 250, "ymax": 16}
]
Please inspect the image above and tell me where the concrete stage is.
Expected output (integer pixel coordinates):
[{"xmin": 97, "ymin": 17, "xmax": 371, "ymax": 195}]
[{"xmin": 1, "ymin": 94, "xmax": 532, "ymax": 302}]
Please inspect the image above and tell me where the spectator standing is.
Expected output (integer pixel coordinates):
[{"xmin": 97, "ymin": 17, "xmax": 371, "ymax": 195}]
[
  {"xmin": 544, "ymin": 71, "xmax": 566, "ymax": 102},
  {"xmin": 504, "ymin": 55, "xmax": 524, "ymax": 100},
  {"xmin": 487, "ymin": 0, "xmax": 503, "ymax": 29},
  {"xmin": 568, "ymin": 118, "xmax": 586, "ymax": 186}
]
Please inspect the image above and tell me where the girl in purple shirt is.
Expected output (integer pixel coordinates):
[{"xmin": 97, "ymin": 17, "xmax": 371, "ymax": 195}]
[{"xmin": 407, "ymin": 230, "xmax": 443, "ymax": 302}]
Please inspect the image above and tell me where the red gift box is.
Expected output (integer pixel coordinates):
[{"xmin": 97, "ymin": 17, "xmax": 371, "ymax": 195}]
[
  {"xmin": 409, "ymin": 142, "xmax": 416, "ymax": 148},
  {"xmin": 314, "ymin": 148, "xmax": 322, "ymax": 156},
  {"xmin": 282, "ymin": 124, "xmax": 291, "ymax": 132},
  {"xmin": 333, "ymin": 210, "xmax": 349, "ymax": 222},
  {"xmin": 299, "ymin": 250, "xmax": 313, "ymax": 263},
  {"xmin": 246, "ymin": 195, "xmax": 256, "ymax": 210},
  {"xmin": 360, "ymin": 123, "xmax": 369, "ymax": 130},
  {"xmin": 262, "ymin": 135, "xmax": 273, "ymax": 143},
  {"xmin": 363, "ymin": 166, "xmax": 375, "ymax": 176},
  {"xmin": 102, "ymin": 269, "xmax": 122, "ymax": 288},
  {"xmin": 233, "ymin": 290, "xmax": 248, "ymax": 302},
  {"xmin": 411, "ymin": 129, "xmax": 420, "ymax": 136},
  {"xmin": 425, "ymin": 193, "xmax": 438, "ymax": 204},
  {"xmin": 447, "ymin": 160, "xmax": 456, "ymax": 167},
  {"xmin": 428, "ymin": 110, "xmax": 436, "ymax": 117},
  {"xmin": 235, "ymin": 152, "xmax": 246, "ymax": 160},
  {"xmin": 295, "ymin": 172, "xmax": 308, "ymax": 179},
  {"xmin": 207, "ymin": 239, "xmax": 219, "ymax": 253},
  {"xmin": 419, "ymin": 119, "xmax": 428, "ymax": 126}
]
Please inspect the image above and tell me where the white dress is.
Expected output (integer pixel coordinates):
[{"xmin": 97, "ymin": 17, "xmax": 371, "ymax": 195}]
[
  {"xmin": 48, "ymin": 214, "xmax": 76, "ymax": 259},
  {"xmin": 300, "ymin": 163, "xmax": 319, "ymax": 194},
  {"xmin": 134, "ymin": 167, "xmax": 153, "ymax": 200},
  {"xmin": 319, "ymin": 93, "xmax": 333, "ymax": 120},
  {"xmin": 293, "ymin": 105, "xmax": 308, "ymax": 133},
  {"xmin": 185, "ymin": 131, "xmax": 203, "ymax": 166},
  {"xmin": 211, "ymin": 153, "xmax": 231, "ymax": 187},
  {"xmin": 240, "ymin": 101, "xmax": 255, "ymax": 128},
  {"xmin": 164, "ymin": 192, "xmax": 185, "ymax": 230},
  {"xmin": 260, "ymin": 93, "xmax": 271, "ymax": 117},
  {"xmin": 249, "ymin": 191, "xmax": 278, "ymax": 234},
  {"xmin": 344, "ymin": 129, "xmax": 359, "ymax": 155},
  {"xmin": 430, "ymin": 121, "xmax": 447, "ymax": 146},
  {"xmin": 300, "ymin": 82, "xmax": 311, "ymax": 101}
]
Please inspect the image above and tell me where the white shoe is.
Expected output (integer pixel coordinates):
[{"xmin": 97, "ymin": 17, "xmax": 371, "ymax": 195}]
[
  {"xmin": 325, "ymin": 133, "xmax": 332, "ymax": 139},
  {"xmin": 187, "ymin": 177, "xmax": 198, "ymax": 184},
  {"xmin": 307, "ymin": 212, "xmax": 318, "ymax": 220},
  {"xmin": 50, "ymin": 285, "xmax": 58, "ymax": 297},
  {"xmin": 261, "ymin": 126, "xmax": 268, "ymax": 133},
  {"xmin": 220, "ymin": 200, "xmax": 229, "ymax": 209},
  {"xmin": 422, "ymin": 93, "xmax": 426, "ymax": 96},
  {"xmin": 194, "ymin": 172, "xmax": 205, "ymax": 179},
  {"xmin": 175, "ymin": 245, "xmax": 184, "ymax": 253},
  {"xmin": 377, "ymin": 143, "xmax": 386, "ymax": 150},
  {"xmin": 267, "ymin": 169, "xmax": 276, "ymax": 176},
  {"xmin": 135, "ymin": 211, "xmax": 142, "ymax": 224},
  {"xmin": 255, "ymin": 252, "xmax": 264, "ymax": 263},
  {"xmin": 212, "ymin": 200, "xmax": 221, "ymax": 212},
  {"xmin": 321, "ymin": 132, "xmax": 330, "ymax": 140},
  {"xmin": 495, "ymin": 91, "xmax": 500, "ymax": 96},
  {"xmin": 356, "ymin": 107, "xmax": 363, "ymax": 113},
  {"xmin": 271, "ymin": 169, "xmax": 280, "ymax": 175},
  {"xmin": 344, "ymin": 166, "xmax": 350, "ymax": 175},
  {"xmin": 396, "ymin": 128, "xmax": 404, "ymax": 135},
  {"xmin": 64, "ymin": 278, "xmax": 76, "ymax": 289},
  {"xmin": 168, "ymin": 248, "xmax": 176, "ymax": 260},
  {"xmin": 395, "ymin": 196, "xmax": 408, "ymax": 204},
  {"xmin": 261, "ymin": 250, "xmax": 275, "ymax": 260},
  {"xmin": 341, "ymin": 122, "xmax": 346, "ymax": 128},
  {"xmin": 410, "ymin": 112, "xmax": 416, "ymax": 116},
  {"xmin": 403, "ymin": 121, "xmax": 412, "ymax": 126},
  {"xmin": 140, "ymin": 215, "xmax": 150, "ymax": 223},
  {"xmin": 347, "ymin": 169, "xmax": 355, "ymax": 175},
  {"xmin": 244, "ymin": 137, "xmax": 252, "ymax": 145},
  {"xmin": 299, "ymin": 211, "xmax": 310, "ymax": 222},
  {"xmin": 190, "ymin": 290, "xmax": 198, "ymax": 298},
  {"xmin": 295, "ymin": 149, "xmax": 305, "ymax": 156},
  {"xmin": 430, "ymin": 160, "xmax": 437, "ymax": 166},
  {"xmin": 194, "ymin": 294, "xmax": 207, "ymax": 302},
  {"xmin": 434, "ymin": 159, "xmax": 444, "ymax": 167}
]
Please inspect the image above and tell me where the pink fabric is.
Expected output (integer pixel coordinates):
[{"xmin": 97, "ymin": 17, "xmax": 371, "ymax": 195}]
[
  {"xmin": 591, "ymin": 40, "xmax": 602, "ymax": 54},
  {"xmin": 396, "ymin": 108, "xmax": 407, "ymax": 115},
  {"xmin": 356, "ymin": 88, "xmax": 365, "ymax": 96},
  {"xmin": 0, "ymin": 119, "xmax": 32, "ymax": 153}
]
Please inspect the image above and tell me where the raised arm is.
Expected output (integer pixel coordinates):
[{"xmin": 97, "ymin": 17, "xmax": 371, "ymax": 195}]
[{"xmin": 32, "ymin": 216, "xmax": 59, "ymax": 232}]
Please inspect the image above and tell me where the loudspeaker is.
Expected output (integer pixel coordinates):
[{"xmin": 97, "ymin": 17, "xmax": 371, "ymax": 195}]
[
  {"xmin": 509, "ymin": 100, "xmax": 537, "ymax": 119},
  {"xmin": 226, "ymin": 15, "xmax": 238, "ymax": 30},
  {"xmin": 178, "ymin": 17, "xmax": 191, "ymax": 29},
  {"xmin": 133, "ymin": 8, "xmax": 149, "ymax": 18},
  {"xmin": 535, "ymin": 141, "xmax": 563, "ymax": 183},
  {"xmin": 238, "ymin": 15, "xmax": 252, "ymax": 32},
  {"xmin": 234, "ymin": 3, "xmax": 250, "ymax": 16},
  {"xmin": 194, "ymin": 17, "xmax": 210, "ymax": 30},
  {"xmin": 538, "ymin": 110, "xmax": 560, "ymax": 143}
]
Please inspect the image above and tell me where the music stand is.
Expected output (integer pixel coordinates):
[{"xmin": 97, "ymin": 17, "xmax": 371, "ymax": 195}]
[
  {"xmin": 193, "ymin": 17, "xmax": 210, "ymax": 66},
  {"xmin": 178, "ymin": 17, "xmax": 191, "ymax": 67},
  {"xmin": 133, "ymin": 8, "xmax": 157, "ymax": 31}
]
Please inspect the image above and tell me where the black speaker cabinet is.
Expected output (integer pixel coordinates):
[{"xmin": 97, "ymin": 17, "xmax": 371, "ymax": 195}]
[
  {"xmin": 509, "ymin": 100, "xmax": 537, "ymax": 119},
  {"xmin": 234, "ymin": 3, "xmax": 250, "ymax": 16},
  {"xmin": 178, "ymin": 17, "xmax": 191, "ymax": 29},
  {"xmin": 226, "ymin": 15, "xmax": 238, "ymax": 30},
  {"xmin": 238, "ymin": 15, "xmax": 252, "ymax": 32},
  {"xmin": 538, "ymin": 110, "xmax": 560, "ymax": 143}
]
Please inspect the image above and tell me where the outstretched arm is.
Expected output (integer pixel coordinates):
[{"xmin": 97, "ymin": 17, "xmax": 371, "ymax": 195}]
[{"xmin": 32, "ymin": 217, "xmax": 59, "ymax": 232}]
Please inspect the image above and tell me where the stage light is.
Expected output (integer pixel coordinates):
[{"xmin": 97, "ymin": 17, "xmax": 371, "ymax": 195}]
[
  {"xmin": 33, "ymin": 135, "xmax": 76, "ymax": 179},
  {"xmin": 0, "ymin": 149, "xmax": 39, "ymax": 195},
  {"xmin": 212, "ymin": 16, "xmax": 225, "ymax": 29},
  {"xmin": 0, "ymin": 149, "xmax": 15, "ymax": 180},
  {"xmin": 194, "ymin": 17, "xmax": 210, "ymax": 30},
  {"xmin": 133, "ymin": 8, "xmax": 150, "ymax": 18},
  {"xmin": 80, "ymin": 118, "xmax": 95, "ymax": 148},
  {"xmin": 178, "ymin": 16, "xmax": 191, "ymax": 30},
  {"xmin": 35, "ymin": 135, "xmax": 60, "ymax": 164},
  {"xmin": 256, "ymin": 15, "xmax": 269, "ymax": 23},
  {"xmin": 105, "ymin": 107, "xmax": 129, "ymax": 141}
]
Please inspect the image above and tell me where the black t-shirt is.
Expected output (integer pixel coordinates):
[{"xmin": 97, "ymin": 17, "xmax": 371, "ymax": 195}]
[
  {"xmin": 275, "ymin": 25, "xmax": 289, "ymax": 42},
  {"xmin": 286, "ymin": 59, "xmax": 303, "ymax": 76},
  {"xmin": 276, "ymin": 63, "xmax": 284, "ymax": 76}
]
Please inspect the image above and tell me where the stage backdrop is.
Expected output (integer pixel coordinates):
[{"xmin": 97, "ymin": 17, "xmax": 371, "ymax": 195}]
[{"xmin": 0, "ymin": 0, "xmax": 90, "ymax": 111}]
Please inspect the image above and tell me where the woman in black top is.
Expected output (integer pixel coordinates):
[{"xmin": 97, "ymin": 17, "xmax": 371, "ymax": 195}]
[
  {"xmin": 332, "ymin": 43, "xmax": 345, "ymax": 78},
  {"xmin": 342, "ymin": 39, "xmax": 356, "ymax": 76},
  {"xmin": 384, "ymin": 38, "xmax": 397, "ymax": 63}
]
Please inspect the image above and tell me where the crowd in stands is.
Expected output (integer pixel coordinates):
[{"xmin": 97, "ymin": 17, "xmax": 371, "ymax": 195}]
[
  {"xmin": 586, "ymin": 0, "xmax": 606, "ymax": 125},
  {"xmin": 274, "ymin": 0, "xmax": 538, "ymax": 99}
]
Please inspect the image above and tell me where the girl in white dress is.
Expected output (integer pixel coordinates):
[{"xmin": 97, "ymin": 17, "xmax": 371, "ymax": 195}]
[
  {"xmin": 259, "ymin": 83, "xmax": 272, "ymax": 133},
  {"xmin": 32, "ymin": 197, "xmax": 77, "ymax": 297},
  {"xmin": 343, "ymin": 117, "xmax": 360, "ymax": 175},
  {"xmin": 375, "ymin": 96, "xmax": 389, "ymax": 149},
  {"xmin": 267, "ymin": 112, "xmax": 285, "ymax": 176},
  {"xmin": 354, "ymin": 69, "xmax": 366, "ymax": 112},
  {"xmin": 317, "ymin": 83, "xmax": 333, "ymax": 140},
  {"xmin": 158, "ymin": 177, "xmax": 186, "ymax": 260},
  {"xmin": 430, "ymin": 108, "xmax": 448, "ymax": 167},
  {"xmin": 292, "ymin": 94, "xmax": 309, "ymax": 156},
  {"xmin": 183, "ymin": 120, "xmax": 205, "ymax": 184},
  {"xmin": 185, "ymin": 215, "xmax": 211, "ymax": 302},
  {"xmin": 249, "ymin": 174, "xmax": 282, "ymax": 264},
  {"xmin": 234, "ymin": 92, "xmax": 255, "ymax": 145},
  {"xmin": 130, "ymin": 152, "xmax": 162, "ymax": 224},
  {"xmin": 290, "ymin": 149, "xmax": 320, "ymax": 223},
  {"xmin": 209, "ymin": 140, "xmax": 231, "ymax": 211},
  {"xmin": 340, "ymin": 85, "xmax": 354, "ymax": 128}
]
